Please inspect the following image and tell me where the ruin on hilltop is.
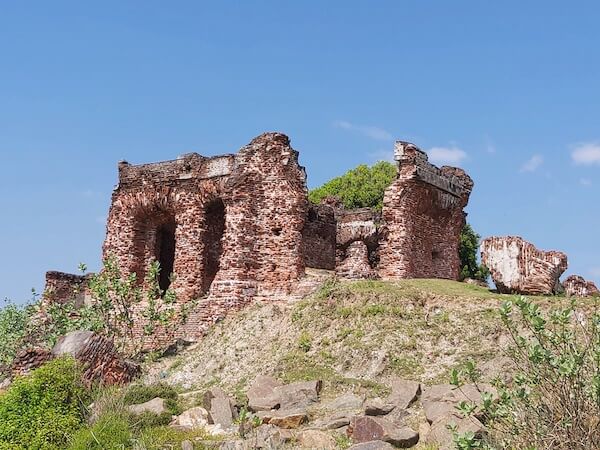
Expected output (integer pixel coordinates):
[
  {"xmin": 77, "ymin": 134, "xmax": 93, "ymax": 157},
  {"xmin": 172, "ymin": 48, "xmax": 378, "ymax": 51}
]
[{"xmin": 43, "ymin": 132, "xmax": 474, "ymax": 345}]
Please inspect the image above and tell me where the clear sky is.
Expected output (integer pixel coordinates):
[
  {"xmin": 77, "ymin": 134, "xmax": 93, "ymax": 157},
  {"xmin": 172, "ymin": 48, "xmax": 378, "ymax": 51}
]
[{"xmin": 1, "ymin": 1, "xmax": 599, "ymax": 302}]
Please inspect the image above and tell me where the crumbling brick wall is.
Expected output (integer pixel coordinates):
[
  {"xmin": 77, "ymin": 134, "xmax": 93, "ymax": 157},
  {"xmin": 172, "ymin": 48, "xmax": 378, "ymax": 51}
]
[
  {"xmin": 102, "ymin": 132, "xmax": 308, "ymax": 343},
  {"xmin": 302, "ymin": 204, "xmax": 336, "ymax": 270},
  {"xmin": 43, "ymin": 271, "xmax": 91, "ymax": 308},
  {"xmin": 378, "ymin": 142, "xmax": 473, "ymax": 280}
]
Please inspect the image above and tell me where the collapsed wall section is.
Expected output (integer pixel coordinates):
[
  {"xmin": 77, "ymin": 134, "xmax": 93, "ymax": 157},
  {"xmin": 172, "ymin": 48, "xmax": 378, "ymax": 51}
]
[{"xmin": 378, "ymin": 142, "xmax": 473, "ymax": 280}]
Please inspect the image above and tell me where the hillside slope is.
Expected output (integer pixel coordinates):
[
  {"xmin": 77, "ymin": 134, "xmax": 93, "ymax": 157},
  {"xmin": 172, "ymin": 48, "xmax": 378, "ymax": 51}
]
[{"xmin": 145, "ymin": 276, "xmax": 566, "ymax": 401}]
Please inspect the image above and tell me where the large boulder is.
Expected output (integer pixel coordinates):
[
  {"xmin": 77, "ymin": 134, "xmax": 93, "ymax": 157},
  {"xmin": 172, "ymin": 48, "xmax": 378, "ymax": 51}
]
[
  {"xmin": 51, "ymin": 331, "xmax": 140, "ymax": 385},
  {"xmin": 563, "ymin": 275, "xmax": 599, "ymax": 297},
  {"xmin": 481, "ymin": 236, "xmax": 568, "ymax": 295},
  {"xmin": 273, "ymin": 380, "xmax": 321, "ymax": 409}
]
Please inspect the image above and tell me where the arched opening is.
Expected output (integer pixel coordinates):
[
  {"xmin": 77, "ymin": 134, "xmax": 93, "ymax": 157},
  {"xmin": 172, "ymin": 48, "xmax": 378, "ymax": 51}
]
[
  {"xmin": 202, "ymin": 199, "xmax": 226, "ymax": 292},
  {"xmin": 155, "ymin": 219, "xmax": 176, "ymax": 292}
]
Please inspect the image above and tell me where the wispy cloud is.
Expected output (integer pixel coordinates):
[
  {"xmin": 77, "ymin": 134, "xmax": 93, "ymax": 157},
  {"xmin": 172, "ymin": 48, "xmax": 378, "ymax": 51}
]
[
  {"xmin": 572, "ymin": 143, "xmax": 600, "ymax": 166},
  {"xmin": 520, "ymin": 154, "xmax": 544, "ymax": 173},
  {"xmin": 426, "ymin": 146, "xmax": 467, "ymax": 165},
  {"xmin": 589, "ymin": 267, "xmax": 600, "ymax": 278},
  {"xmin": 333, "ymin": 120, "xmax": 392, "ymax": 141}
]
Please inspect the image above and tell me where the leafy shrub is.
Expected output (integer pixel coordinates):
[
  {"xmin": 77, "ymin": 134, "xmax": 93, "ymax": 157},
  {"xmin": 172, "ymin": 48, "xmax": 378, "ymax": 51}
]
[
  {"xmin": 309, "ymin": 161, "xmax": 396, "ymax": 211},
  {"xmin": 0, "ymin": 299, "xmax": 30, "ymax": 371},
  {"xmin": 0, "ymin": 357, "xmax": 89, "ymax": 449},
  {"xmin": 67, "ymin": 413, "xmax": 131, "ymax": 450},
  {"xmin": 452, "ymin": 296, "xmax": 600, "ymax": 449}
]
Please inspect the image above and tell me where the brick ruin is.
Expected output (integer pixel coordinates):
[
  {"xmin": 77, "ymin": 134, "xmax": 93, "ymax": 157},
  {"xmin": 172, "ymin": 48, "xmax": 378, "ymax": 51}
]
[
  {"xmin": 481, "ymin": 236, "xmax": 568, "ymax": 296},
  {"xmin": 43, "ymin": 133, "xmax": 473, "ymax": 345}
]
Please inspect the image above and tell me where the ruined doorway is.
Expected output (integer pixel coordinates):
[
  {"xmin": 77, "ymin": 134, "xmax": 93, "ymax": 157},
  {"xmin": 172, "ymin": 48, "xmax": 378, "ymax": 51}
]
[
  {"xmin": 155, "ymin": 219, "xmax": 176, "ymax": 292},
  {"xmin": 202, "ymin": 199, "xmax": 226, "ymax": 292}
]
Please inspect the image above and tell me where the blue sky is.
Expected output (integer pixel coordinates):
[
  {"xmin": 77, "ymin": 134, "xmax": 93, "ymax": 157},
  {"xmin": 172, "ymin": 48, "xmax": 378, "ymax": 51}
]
[{"xmin": 1, "ymin": 1, "xmax": 599, "ymax": 302}]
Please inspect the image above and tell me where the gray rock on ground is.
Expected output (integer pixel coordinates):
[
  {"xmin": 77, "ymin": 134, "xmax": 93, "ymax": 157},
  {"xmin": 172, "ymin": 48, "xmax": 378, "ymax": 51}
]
[
  {"xmin": 258, "ymin": 409, "xmax": 308, "ymax": 429},
  {"xmin": 171, "ymin": 406, "xmax": 209, "ymax": 429},
  {"xmin": 425, "ymin": 413, "xmax": 485, "ymax": 450},
  {"xmin": 247, "ymin": 375, "xmax": 283, "ymax": 412},
  {"xmin": 128, "ymin": 397, "xmax": 167, "ymax": 416},
  {"xmin": 274, "ymin": 380, "xmax": 321, "ymax": 409},
  {"xmin": 364, "ymin": 397, "xmax": 395, "ymax": 416},
  {"xmin": 297, "ymin": 429, "xmax": 337, "ymax": 449}
]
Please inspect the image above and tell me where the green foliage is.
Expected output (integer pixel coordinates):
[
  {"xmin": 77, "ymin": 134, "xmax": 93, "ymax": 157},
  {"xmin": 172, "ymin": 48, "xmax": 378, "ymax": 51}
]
[
  {"xmin": 0, "ymin": 357, "xmax": 89, "ymax": 450},
  {"xmin": 297, "ymin": 331, "xmax": 312, "ymax": 352},
  {"xmin": 452, "ymin": 296, "xmax": 600, "ymax": 450},
  {"xmin": 459, "ymin": 224, "xmax": 490, "ymax": 282},
  {"xmin": 123, "ymin": 382, "xmax": 180, "ymax": 416},
  {"xmin": 67, "ymin": 413, "xmax": 131, "ymax": 450},
  {"xmin": 0, "ymin": 299, "xmax": 30, "ymax": 370},
  {"xmin": 308, "ymin": 161, "xmax": 397, "ymax": 211}
]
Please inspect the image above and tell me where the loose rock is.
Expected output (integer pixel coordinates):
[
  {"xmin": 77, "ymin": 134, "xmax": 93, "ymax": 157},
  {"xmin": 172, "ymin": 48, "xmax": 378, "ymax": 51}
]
[
  {"xmin": 128, "ymin": 397, "xmax": 167, "ymax": 416},
  {"xmin": 297, "ymin": 429, "xmax": 337, "ymax": 449},
  {"xmin": 247, "ymin": 375, "xmax": 282, "ymax": 412}
]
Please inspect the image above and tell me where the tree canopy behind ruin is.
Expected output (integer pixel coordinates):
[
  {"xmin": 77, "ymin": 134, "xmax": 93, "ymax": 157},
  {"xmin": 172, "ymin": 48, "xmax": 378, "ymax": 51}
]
[
  {"xmin": 309, "ymin": 161, "xmax": 397, "ymax": 211},
  {"xmin": 309, "ymin": 161, "xmax": 488, "ymax": 281}
]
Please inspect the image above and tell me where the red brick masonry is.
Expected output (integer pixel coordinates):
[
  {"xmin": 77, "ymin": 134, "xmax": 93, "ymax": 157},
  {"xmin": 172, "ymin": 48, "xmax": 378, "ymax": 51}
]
[{"xmin": 44, "ymin": 134, "xmax": 474, "ymax": 347}]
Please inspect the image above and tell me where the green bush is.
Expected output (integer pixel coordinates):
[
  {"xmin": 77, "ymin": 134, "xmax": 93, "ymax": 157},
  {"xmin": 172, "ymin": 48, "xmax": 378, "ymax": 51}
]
[
  {"xmin": 0, "ymin": 299, "xmax": 30, "ymax": 371},
  {"xmin": 0, "ymin": 357, "xmax": 89, "ymax": 449},
  {"xmin": 452, "ymin": 296, "xmax": 600, "ymax": 450},
  {"xmin": 123, "ymin": 382, "xmax": 180, "ymax": 415},
  {"xmin": 459, "ymin": 223, "xmax": 490, "ymax": 282},
  {"xmin": 309, "ymin": 161, "xmax": 396, "ymax": 211},
  {"xmin": 67, "ymin": 413, "xmax": 131, "ymax": 450}
]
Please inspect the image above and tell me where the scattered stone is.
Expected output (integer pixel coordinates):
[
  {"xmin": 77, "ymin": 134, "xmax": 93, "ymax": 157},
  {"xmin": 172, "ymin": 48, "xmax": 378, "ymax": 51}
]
[
  {"xmin": 171, "ymin": 406, "xmax": 209, "ymax": 429},
  {"xmin": 422, "ymin": 400, "xmax": 454, "ymax": 425},
  {"xmin": 481, "ymin": 236, "xmax": 568, "ymax": 295},
  {"xmin": 323, "ymin": 393, "xmax": 364, "ymax": 411},
  {"xmin": 364, "ymin": 397, "xmax": 395, "ymax": 416},
  {"xmin": 425, "ymin": 413, "xmax": 485, "ymax": 450},
  {"xmin": 209, "ymin": 396, "xmax": 236, "ymax": 429},
  {"xmin": 181, "ymin": 441, "xmax": 193, "ymax": 450},
  {"xmin": 479, "ymin": 356, "xmax": 515, "ymax": 384},
  {"xmin": 203, "ymin": 386, "xmax": 229, "ymax": 408},
  {"xmin": 564, "ymin": 275, "xmax": 599, "ymax": 297},
  {"xmin": 247, "ymin": 375, "xmax": 282, "ymax": 412},
  {"xmin": 387, "ymin": 379, "xmax": 421, "ymax": 409},
  {"xmin": 297, "ymin": 429, "xmax": 337, "ymax": 449},
  {"xmin": 348, "ymin": 441, "xmax": 395, "ymax": 450},
  {"xmin": 349, "ymin": 416, "xmax": 419, "ymax": 448},
  {"xmin": 258, "ymin": 409, "xmax": 308, "ymax": 429},
  {"xmin": 253, "ymin": 424, "xmax": 285, "ymax": 449},
  {"xmin": 219, "ymin": 440, "xmax": 248, "ymax": 450},
  {"xmin": 128, "ymin": 397, "xmax": 167, "ymax": 416},
  {"xmin": 422, "ymin": 383, "xmax": 497, "ymax": 424},
  {"xmin": 315, "ymin": 415, "xmax": 351, "ymax": 430},
  {"xmin": 274, "ymin": 380, "xmax": 321, "ymax": 409}
]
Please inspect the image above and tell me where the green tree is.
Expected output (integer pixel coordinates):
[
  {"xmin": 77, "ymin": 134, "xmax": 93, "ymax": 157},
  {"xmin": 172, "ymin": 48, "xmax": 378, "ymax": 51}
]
[
  {"xmin": 309, "ymin": 161, "xmax": 397, "ymax": 211},
  {"xmin": 309, "ymin": 162, "xmax": 488, "ymax": 281},
  {"xmin": 459, "ymin": 223, "xmax": 490, "ymax": 282}
]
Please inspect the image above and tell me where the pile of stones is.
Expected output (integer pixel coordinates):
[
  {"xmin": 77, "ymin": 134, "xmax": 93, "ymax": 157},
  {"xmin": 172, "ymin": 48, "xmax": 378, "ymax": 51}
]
[{"xmin": 126, "ymin": 375, "xmax": 496, "ymax": 449}]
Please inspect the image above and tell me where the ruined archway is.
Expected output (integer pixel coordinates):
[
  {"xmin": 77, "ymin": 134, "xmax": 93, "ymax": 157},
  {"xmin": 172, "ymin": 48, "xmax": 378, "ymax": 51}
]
[
  {"xmin": 202, "ymin": 199, "xmax": 226, "ymax": 292},
  {"xmin": 155, "ymin": 218, "xmax": 176, "ymax": 292}
]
